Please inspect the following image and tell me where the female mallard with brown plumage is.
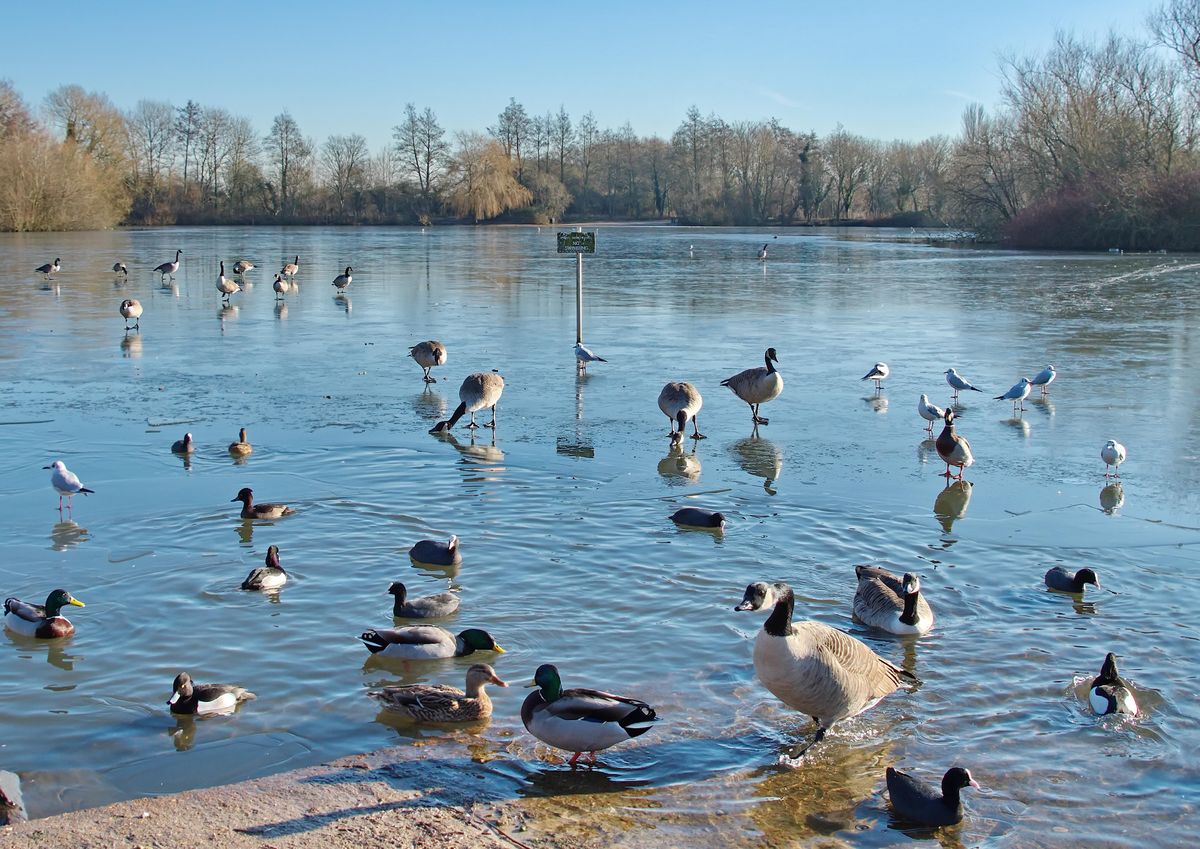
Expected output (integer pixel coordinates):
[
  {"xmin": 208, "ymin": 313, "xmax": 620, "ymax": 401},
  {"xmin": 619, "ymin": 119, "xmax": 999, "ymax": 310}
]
[{"xmin": 368, "ymin": 663, "xmax": 507, "ymax": 722}]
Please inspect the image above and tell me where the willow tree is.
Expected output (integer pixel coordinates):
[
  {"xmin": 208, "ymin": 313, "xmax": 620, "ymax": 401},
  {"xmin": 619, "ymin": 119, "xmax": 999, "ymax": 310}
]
[{"xmin": 447, "ymin": 132, "xmax": 531, "ymax": 222}]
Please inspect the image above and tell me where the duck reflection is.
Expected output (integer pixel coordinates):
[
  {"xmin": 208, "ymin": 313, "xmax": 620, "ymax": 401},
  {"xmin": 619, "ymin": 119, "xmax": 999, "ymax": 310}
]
[
  {"xmin": 864, "ymin": 395, "xmax": 888, "ymax": 414},
  {"xmin": 371, "ymin": 708, "xmax": 490, "ymax": 740},
  {"xmin": 413, "ymin": 387, "xmax": 448, "ymax": 421},
  {"xmin": 1004, "ymin": 416, "xmax": 1031, "ymax": 438},
  {"xmin": 120, "ymin": 334, "xmax": 142, "ymax": 358},
  {"xmin": 178, "ymin": 452, "xmax": 192, "ymax": 472},
  {"xmin": 933, "ymin": 480, "xmax": 973, "ymax": 533},
  {"xmin": 730, "ymin": 428, "xmax": 782, "ymax": 494},
  {"xmin": 236, "ymin": 519, "xmax": 255, "ymax": 545},
  {"xmin": 169, "ymin": 716, "xmax": 198, "ymax": 751},
  {"xmin": 50, "ymin": 519, "xmax": 89, "ymax": 551},
  {"xmin": 1099, "ymin": 482, "xmax": 1124, "ymax": 514},
  {"xmin": 658, "ymin": 441, "xmax": 701, "ymax": 484}
]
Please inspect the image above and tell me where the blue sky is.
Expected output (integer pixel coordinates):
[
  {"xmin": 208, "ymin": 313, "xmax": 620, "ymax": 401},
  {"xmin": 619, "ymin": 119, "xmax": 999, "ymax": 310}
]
[{"xmin": 6, "ymin": 0, "xmax": 1163, "ymax": 151}]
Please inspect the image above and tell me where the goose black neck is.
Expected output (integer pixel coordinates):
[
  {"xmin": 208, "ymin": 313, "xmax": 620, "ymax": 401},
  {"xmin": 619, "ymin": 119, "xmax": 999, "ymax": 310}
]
[
  {"xmin": 764, "ymin": 351, "xmax": 776, "ymax": 373},
  {"xmin": 900, "ymin": 590, "xmax": 920, "ymax": 626},
  {"xmin": 764, "ymin": 585, "xmax": 794, "ymax": 637},
  {"xmin": 446, "ymin": 401, "xmax": 468, "ymax": 429}
]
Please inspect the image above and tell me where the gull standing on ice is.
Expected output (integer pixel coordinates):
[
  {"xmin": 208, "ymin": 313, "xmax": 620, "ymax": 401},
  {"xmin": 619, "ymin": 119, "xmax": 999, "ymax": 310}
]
[
  {"xmin": 995, "ymin": 377, "xmax": 1032, "ymax": 413},
  {"xmin": 861, "ymin": 362, "xmax": 889, "ymax": 390},
  {"xmin": 944, "ymin": 368, "xmax": 982, "ymax": 400},
  {"xmin": 1101, "ymin": 439, "xmax": 1126, "ymax": 477},
  {"xmin": 917, "ymin": 394, "xmax": 944, "ymax": 434},
  {"xmin": 574, "ymin": 342, "xmax": 607, "ymax": 368},
  {"xmin": 1031, "ymin": 364, "xmax": 1056, "ymax": 395},
  {"xmin": 43, "ymin": 461, "xmax": 94, "ymax": 511}
]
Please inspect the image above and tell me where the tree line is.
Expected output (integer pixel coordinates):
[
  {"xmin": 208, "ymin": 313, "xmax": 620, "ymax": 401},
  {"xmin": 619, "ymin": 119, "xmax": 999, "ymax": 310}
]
[{"xmin": 1, "ymin": 1, "xmax": 1197, "ymax": 250}]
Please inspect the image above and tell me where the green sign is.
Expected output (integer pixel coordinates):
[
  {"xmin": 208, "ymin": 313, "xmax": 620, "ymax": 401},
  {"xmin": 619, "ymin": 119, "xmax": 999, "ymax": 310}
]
[{"xmin": 557, "ymin": 231, "xmax": 596, "ymax": 254}]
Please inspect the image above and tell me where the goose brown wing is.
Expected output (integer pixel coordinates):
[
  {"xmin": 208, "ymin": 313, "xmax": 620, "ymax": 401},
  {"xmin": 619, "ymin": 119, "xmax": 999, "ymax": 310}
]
[{"xmin": 808, "ymin": 621, "xmax": 911, "ymax": 692}]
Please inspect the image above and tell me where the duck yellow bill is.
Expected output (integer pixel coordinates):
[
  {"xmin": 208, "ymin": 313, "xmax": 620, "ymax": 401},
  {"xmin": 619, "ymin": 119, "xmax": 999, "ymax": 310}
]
[
  {"xmin": 492, "ymin": 644, "xmax": 506, "ymax": 653},
  {"xmin": 69, "ymin": 598, "xmax": 85, "ymax": 607}
]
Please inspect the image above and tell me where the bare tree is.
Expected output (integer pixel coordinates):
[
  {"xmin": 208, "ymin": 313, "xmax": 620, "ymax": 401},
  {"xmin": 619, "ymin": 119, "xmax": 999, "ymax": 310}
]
[
  {"xmin": 264, "ymin": 111, "xmax": 312, "ymax": 217},
  {"xmin": 824, "ymin": 126, "xmax": 872, "ymax": 219},
  {"xmin": 174, "ymin": 100, "xmax": 201, "ymax": 186},
  {"xmin": 553, "ymin": 106, "xmax": 573, "ymax": 184},
  {"xmin": 489, "ymin": 97, "xmax": 531, "ymax": 178},
  {"xmin": 575, "ymin": 111, "xmax": 598, "ymax": 196},
  {"xmin": 321, "ymin": 133, "xmax": 370, "ymax": 214},
  {"xmin": 0, "ymin": 80, "xmax": 35, "ymax": 140},
  {"xmin": 43, "ymin": 84, "xmax": 127, "ymax": 167},
  {"xmin": 1150, "ymin": 0, "xmax": 1200, "ymax": 95},
  {"xmin": 393, "ymin": 103, "xmax": 447, "ymax": 204}
]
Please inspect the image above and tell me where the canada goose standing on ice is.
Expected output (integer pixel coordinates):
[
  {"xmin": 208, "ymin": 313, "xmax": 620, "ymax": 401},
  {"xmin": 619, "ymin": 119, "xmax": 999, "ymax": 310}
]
[
  {"xmin": 112, "ymin": 262, "xmax": 128, "ymax": 277},
  {"xmin": 722, "ymin": 348, "xmax": 783, "ymax": 425},
  {"xmin": 155, "ymin": 249, "xmax": 182, "ymax": 282},
  {"xmin": 216, "ymin": 261, "xmax": 239, "ymax": 301},
  {"xmin": 410, "ymin": 340, "xmax": 448, "ymax": 383},
  {"xmin": 935, "ymin": 409, "xmax": 974, "ymax": 480},
  {"xmin": 757, "ymin": 244, "xmax": 768, "ymax": 260},
  {"xmin": 35, "ymin": 258, "xmax": 61, "ymax": 279},
  {"xmin": 233, "ymin": 259, "xmax": 254, "ymax": 276},
  {"xmin": 119, "ymin": 298, "xmax": 142, "ymax": 331},
  {"xmin": 272, "ymin": 274, "xmax": 290, "ymax": 300},
  {"xmin": 332, "ymin": 266, "xmax": 352, "ymax": 292},
  {"xmin": 430, "ymin": 372, "xmax": 505, "ymax": 432},
  {"xmin": 658, "ymin": 382, "xmax": 705, "ymax": 439},
  {"xmin": 281, "ymin": 255, "xmax": 299, "ymax": 282}
]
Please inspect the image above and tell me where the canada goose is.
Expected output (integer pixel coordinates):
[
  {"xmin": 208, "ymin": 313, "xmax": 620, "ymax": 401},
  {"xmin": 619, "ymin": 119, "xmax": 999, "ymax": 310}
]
[
  {"xmin": 368, "ymin": 663, "xmax": 507, "ymax": 722},
  {"xmin": 1031, "ymin": 364, "xmax": 1056, "ymax": 394},
  {"xmin": 228, "ymin": 427, "xmax": 252, "ymax": 457},
  {"xmin": 574, "ymin": 342, "xmax": 607, "ymax": 368},
  {"xmin": 3, "ymin": 589, "xmax": 85, "ymax": 638},
  {"xmin": 935, "ymin": 409, "xmax": 974, "ymax": 480},
  {"xmin": 410, "ymin": 340, "xmax": 448, "ymax": 383},
  {"xmin": 670, "ymin": 507, "xmax": 725, "ymax": 529},
  {"xmin": 119, "ymin": 298, "xmax": 143, "ymax": 331},
  {"xmin": 43, "ymin": 461, "xmax": 94, "ymax": 510},
  {"xmin": 359, "ymin": 625, "xmax": 504, "ymax": 659},
  {"xmin": 171, "ymin": 432, "xmax": 195, "ymax": 454},
  {"xmin": 233, "ymin": 259, "xmax": 254, "ymax": 275},
  {"xmin": 886, "ymin": 766, "xmax": 979, "ymax": 826},
  {"xmin": 155, "ymin": 249, "xmax": 182, "ymax": 282},
  {"xmin": 167, "ymin": 672, "xmax": 256, "ymax": 715},
  {"xmin": 430, "ymin": 372, "xmax": 505, "ymax": 432},
  {"xmin": 1101, "ymin": 440, "xmax": 1126, "ymax": 477},
  {"xmin": 734, "ymin": 581, "xmax": 917, "ymax": 759},
  {"xmin": 861, "ymin": 362, "xmax": 889, "ymax": 390},
  {"xmin": 216, "ymin": 261, "xmax": 239, "ymax": 301},
  {"xmin": 1044, "ymin": 566, "xmax": 1100, "ymax": 593},
  {"xmin": 722, "ymin": 348, "xmax": 783, "ymax": 425},
  {"xmin": 35, "ymin": 258, "xmax": 61, "ymax": 278},
  {"xmin": 388, "ymin": 581, "xmax": 459, "ymax": 618},
  {"xmin": 272, "ymin": 273, "xmax": 290, "ymax": 300},
  {"xmin": 757, "ymin": 244, "xmax": 768, "ymax": 260},
  {"xmin": 658, "ymin": 382, "xmax": 704, "ymax": 439},
  {"xmin": 853, "ymin": 565, "xmax": 934, "ymax": 635},
  {"xmin": 917, "ymin": 394, "xmax": 944, "ymax": 434},
  {"xmin": 112, "ymin": 261, "xmax": 128, "ymax": 277},
  {"xmin": 281, "ymin": 255, "xmax": 300, "ymax": 281},
  {"xmin": 241, "ymin": 545, "xmax": 287, "ymax": 590},
  {"xmin": 521, "ymin": 663, "xmax": 658, "ymax": 765},
  {"xmin": 1089, "ymin": 652, "xmax": 1138, "ymax": 716},
  {"xmin": 944, "ymin": 368, "xmax": 982, "ymax": 400},
  {"xmin": 230, "ymin": 487, "xmax": 294, "ymax": 520},
  {"xmin": 332, "ymin": 266, "xmax": 353, "ymax": 292},
  {"xmin": 409, "ymin": 536, "xmax": 462, "ymax": 566},
  {"xmin": 995, "ymin": 377, "xmax": 1032, "ymax": 413}
]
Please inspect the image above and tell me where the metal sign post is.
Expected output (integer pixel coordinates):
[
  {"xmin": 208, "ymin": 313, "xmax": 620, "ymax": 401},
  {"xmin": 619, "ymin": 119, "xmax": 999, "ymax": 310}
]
[{"xmin": 557, "ymin": 231, "xmax": 596, "ymax": 345}]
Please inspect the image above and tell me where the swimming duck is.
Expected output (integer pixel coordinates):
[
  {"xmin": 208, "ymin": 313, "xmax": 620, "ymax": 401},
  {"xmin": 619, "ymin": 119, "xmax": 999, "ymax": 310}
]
[
  {"xmin": 917, "ymin": 394, "xmax": 944, "ymax": 434},
  {"xmin": 886, "ymin": 766, "xmax": 979, "ymax": 827},
  {"xmin": 431, "ymin": 372, "xmax": 505, "ymax": 432},
  {"xmin": 233, "ymin": 259, "xmax": 255, "ymax": 275},
  {"xmin": 658, "ymin": 381, "xmax": 704, "ymax": 439},
  {"xmin": 574, "ymin": 342, "xmax": 607, "ymax": 368},
  {"xmin": 853, "ymin": 565, "xmax": 935, "ymax": 636},
  {"xmin": 389, "ymin": 581, "xmax": 460, "ymax": 618},
  {"xmin": 521, "ymin": 663, "xmax": 659, "ymax": 766},
  {"xmin": 3, "ymin": 589, "xmax": 85, "ymax": 638},
  {"xmin": 861, "ymin": 362, "xmax": 889, "ymax": 390},
  {"xmin": 1089, "ymin": 652, "xmax": 1138, "ymax": 716},
  {"xmin": 230, "ymin": 487, "xmax": 294, "ymax": 520},
  {"xmin": 167, "ymin": 672, "xmax": 256, "ymax": 715},
  {"xmin": 1101, "ymin": 439, "xmax": 1126, "ymax": 477},
  {"xmin": 228, "ymin": 427, "xmax": 252, "ymax": 457},
  {"xmin": 44, "ymin": 460, "xmax": 94, "ymax": 510},
  {"xmin": 670, "ymin": 507, "xmax": 725, "ymax": 530},
  {"xmin": 35, "ymin": 258, "xmax": 61, "ymax": 279},
  {"xmin": 119, "ymin": 298, "xmax": 143, "ymax": 331},
  {"xmin": 410, "ymin": 340, "xmax": 448, "ymax": 383},
  {"xmin": 735, "ymin": 581, "xmax": 917, "ymax": 759},
  {"xmin": 368, "ymin": 663, "xmax": 507, "ymax": 722},
  {"xmin": 1044, "ymin": 566, "xmax": 1100, "ymax": 594},
  {"xmin": 935, "ymin": 409, "xmax": 974, "ymax": 480},
  {"xmin": 171, "ymin": 432, "xmax": 195, "ymax": 454},
  {"xmin": 1031, "ymin": 364, "xmax": 1056, "ymax": 394},
  {"xmin": 722, "ymin": 348, "xmax": 783, "ymax": 425},
  {"xmin": 332, "ymin": 266, "xmax": 353, "ymax": 292},
  {"xmin": 241, "ymin": 545, "xmax": 287, "ymax": 590},
  {"xmin": 359, "ymin": 625, "xmax": 504, "ymax": 659},
  {"xmin": 409, "ymin": 536, "xmax": 462, "ymax": 566}
]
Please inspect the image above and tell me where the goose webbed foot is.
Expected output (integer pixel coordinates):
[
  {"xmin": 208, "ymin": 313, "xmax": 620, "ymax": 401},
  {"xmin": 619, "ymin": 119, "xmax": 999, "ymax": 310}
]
[
  {"xmin": 778, "ymin": 727, "xmax": 826, "ymax": 767},
  {"xmin": 484, "ymin": 420, "xmax": 497, "ymax": 429},
  {"xmin": 466, "ymin": 421, "xmax": 479, "ymax": 429},
  {"xmin": 753, "ymin": 416, "xmax": 769, "ymax": 425}
]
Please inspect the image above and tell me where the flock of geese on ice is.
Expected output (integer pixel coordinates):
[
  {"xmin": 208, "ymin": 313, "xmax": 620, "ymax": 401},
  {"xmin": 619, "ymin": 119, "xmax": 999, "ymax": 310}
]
[{"xmin": 4, "ymin": 249, "xmax": 1138, "ymax": 830}]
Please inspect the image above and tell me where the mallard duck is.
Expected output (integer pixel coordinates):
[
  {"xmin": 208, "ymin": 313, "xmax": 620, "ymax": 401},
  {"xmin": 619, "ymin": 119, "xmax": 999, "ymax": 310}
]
[
  {"xmin": 853, "ymin": 565, "xmax": 934, "ymax": 636},
  {"xmin": 230, "ymin": 487, "xmax": 293, "ymax": 520},
  {"xmin": 735, "ymin": 581, "xmax": 917, "ymax": 759},
  {"xmin": 521, "ymin": 663, "xmax": 659, "ymax": 765},
  {"xmin": 119, "ymin": 298, "xmax": 142, "ymax": 331},
  {"xmin": 722, "ymin": 348, "xmax": 783, "ymax": 425},
  {"xmin": 430, "ymin": 372, "xmax": 505, "ymax": 432},
  {"xmin": 935, "ymin": 409, "xmax": 974, "ymax": 480},
  {"xmin": 228, "ymin": 428, "xmax": 252, "ymax": 457},
  {"xmin": 861, "ymin": 362, "xmax": 889, "ymax": 390},
  {"xmin": 359, "ymin": 626, "xmax": 504, "ymax": 659},
  {"xmin": 4, "ymin": 589, "xmax": 85, "ymax": 638},
  {"xmin": 1044, "ymin": 566, "xmax": 1100, "ymax": 594},
  {"xmin": 368, "ymin": 663, "xmax": 507, "ymax": 722},
  {"xmin": 886, "ymin": 766, "xmax": 979, "ymax": 826},
  {"xmin": 167, "ymin": 672, "xmax": 256, "ymax": 715},
  {"xmin": 171, "ymin": 432, "xmax": 195, "ymax": 454},
  {"xmin": 241, "ymin": 545, "xmax": 287, "ymax": 590},
  {"xmin": 1089, "ymin": 652, "xmax": 1138, "ymax": 716},
  {"xmin": 410, "ymin": 340, "xmax": 447, "ymax": 383},
  {"xmin": 389, "ymin": 582, "xmax": 459, "ymax": 618},
  {"xmin": 43, "ymin": 460, "xmax": 94, "ymax": 510},
  {"xmin": 669, "ymin": 507, "xmax": 725, "ymax": 529},
  {"xmin": 155, "ymin": 249, "xmax": 182, "ymax": 282},
  {"xmin": 332, "ymin": 266, "xmax": 353, "ymax": 292},
  {"xmin": 658, "ymin": 382, "xmax": 704, "ymax": 439},
  {"xmin": 408, "ymin": 536, "xmax": 462, "ymax": 567},
  {"xmin": 1101, "ymin": 440, "xmax": 1126, "ymax": 477}
]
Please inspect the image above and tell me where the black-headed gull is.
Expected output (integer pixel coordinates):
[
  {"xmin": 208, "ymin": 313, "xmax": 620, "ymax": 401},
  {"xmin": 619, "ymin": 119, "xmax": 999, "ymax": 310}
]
[
  {"xmin": 861, "ymin": 362, "xmax": 889, "ymax": 390},
  {"xmin": 1101, "ymin": 439, "xmax": 1126, "ymax": 477},
  {"xmin": 1031, "ymin": 364, "xmax": 1056, "ymax": 394},
  {"xmin": 43, "ymin": 461, "xmax": 94, "ymax": 511},
  {"xmin": 944, "ymin": 368, "xmax": 983, "ymax": 400},
  {"xmin": 574, "ymin": 342, "xmax": 607, "ymax": 368},
  {"xmin": 995, "ymin": 377, "xmax": 1032, "ymax": 412},
  {"xmin": 917, "ymin": 394, "xmax": 944, "ymax": 433}
]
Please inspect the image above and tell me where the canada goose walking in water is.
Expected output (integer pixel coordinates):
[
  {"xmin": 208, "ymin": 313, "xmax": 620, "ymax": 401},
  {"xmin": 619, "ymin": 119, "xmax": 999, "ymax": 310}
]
[
  {"xmin": 168, "ymin": 672, "xmax": 256, "ymax": 715},
  {"xmin": 368, "ymin": 663, "xmax": 507, "ymax": 722},
  {"xmin": 735, "ymin": 581, "xmax": 917, "ymax": 761},
  {"xmin": 332, "ymin": 266, "xmax": 353, "ymax": 292},
  {"xmin": 886, "ymin": 766, "xmax": 979, "ymax": 827},
  {"xmin": 722, "ymin": 348, "xmax": 783, "ymax": 425},
  {"xmin": 155, "ymin": 249, "xmax": 182, "ymax": 282},
  {"xmin": 216, "ymin": 261, "xmax": 240, "ymax": 301},
  {"xmin": 658, "ymin": 382, "xmax": 705, "ymax": 440},
  {"xmin": 4, "ymin": 589, "xmax": 85, "ymax": 638},
  {"xmin": 861, "ymin": 362, "xmax": 889, "ymax": 391},
  {"xmin": 233, "ymin": 259, "xmax": 254, "ymax": 276},
  {"xmin": 1089, "ymin": 652, "xmax": 1138, "ymax": 716},
  {"xmin": 272, "ymin": 273, "xmax": 291, "ymax": 300},
  {"xmin": 574, "ymin": 342, "xmax": 607, "ymax": 368},
  {"xmin": 935, "ymin": 409, "xmax": 974, "ymax": 480},
  {"xmin": 917, "ymin": 394, "xmax": 944, "ymax": 433},
  {"xmin": 430, "ymin": 372, "xmax": 505, "ymax": 432},
  {"xmin": 112, "ymin": 262, "xmax": 128, "ymax": 277},
  {"xmin": 228, "ymin": 427, "xmax": 252, "ymax": 457},
  {"xmin": 995, "ymin": 377, "xmax": 1032, "ymax": 413},
  {"xmin": 119, "ymin": 298, "xmax": 142, "ymax": 331},
  {"xmin": 410, "ymin": 340, "xmax": 447, "ymax": 383},
  {"xmin": 241, "ymin": 545, "xmax": 287, "ymax": 590},
  {"xmin": 757, "ymin": 243, "xmax": 768, "ymax": 260},
  {"xmin": 281, "ymin": 255, "xmax": 299, "ymax": 282},
  {"xmin": 1031, "ymin": 364, "xmax": 1056, "ymax": 395},
  {"xmin": 853, "ymin": 565, "xmax": 934, "ymax": 635},
  {"xmin": 944, "ymin": 368, "xmax": 982, "ymax": 400},
  {"xmin": 35, "ymin": 258, "xmax": 61, "ymax": 279},
  {"xmin": 44, "ymin": 461, "xmax": 94, "ymax": 511},
  {"xmin": 1101, "ymin": 439, "xmax": 1126, "ymax": 477}
]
